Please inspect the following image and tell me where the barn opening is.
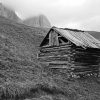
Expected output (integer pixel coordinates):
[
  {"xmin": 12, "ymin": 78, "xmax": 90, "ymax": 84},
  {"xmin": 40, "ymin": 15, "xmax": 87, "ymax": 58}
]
[
  {"xmin": 40, "ymin": 34, "xmax": 49, "ymax": 47},
  {"xmin": 58, "ymin": 34, "xmax": 69, "ymax": 45},
  {"xmin": 40, "ymin": 29, "xmax": 70, "ymax": 47}
]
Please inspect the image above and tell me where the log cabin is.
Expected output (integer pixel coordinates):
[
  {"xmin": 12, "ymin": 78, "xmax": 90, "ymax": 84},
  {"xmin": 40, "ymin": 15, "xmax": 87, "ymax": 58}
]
[{"xmin": 38, "ymin": 27, "xmax": 100, "ymax": 77}]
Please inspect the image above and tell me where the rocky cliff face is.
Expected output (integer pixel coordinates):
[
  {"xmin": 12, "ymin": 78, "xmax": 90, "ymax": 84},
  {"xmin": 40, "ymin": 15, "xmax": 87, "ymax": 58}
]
[
  {"xmin": 0, "ymin": 3, "xmax": 51, "ymax": 28},
  {"xmin": 0, "ymin": 3, "xmax": 21, "ymax": 22},
  {"xmin": 23, "ymin": 15, "xmax": 51, "ymax": 28}
]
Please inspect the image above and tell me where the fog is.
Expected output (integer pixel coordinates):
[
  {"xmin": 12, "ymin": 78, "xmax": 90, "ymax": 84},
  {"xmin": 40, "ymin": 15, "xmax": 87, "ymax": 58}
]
[{"xmin": 2, "ymin": 0, "xmax": 100, "ymax": 31}]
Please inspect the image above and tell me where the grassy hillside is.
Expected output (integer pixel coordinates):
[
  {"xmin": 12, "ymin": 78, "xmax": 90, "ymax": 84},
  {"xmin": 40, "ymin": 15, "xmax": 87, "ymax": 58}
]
[
  {"xmin": 0, "ymin": 16, "xmax": 51, "ymax": 100},
  {"xmin": 0, "ymin": 16, "xmax": 100, "ymax": 100},
  {"xmin": 88, "ymin": 31, "xmax": 100, "ymax": 40}
]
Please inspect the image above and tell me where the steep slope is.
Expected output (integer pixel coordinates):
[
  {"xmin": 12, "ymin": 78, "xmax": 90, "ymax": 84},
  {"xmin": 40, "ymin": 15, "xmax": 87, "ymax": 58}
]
[
  {"xmin": 0, "ymin": 16, "xmax": 51, "ymax": 99},
  {"xmin": 23, "ymin": 14, "xmax": 51, "ymax": 28},
  {"xmin": 0, "ymin": 3, "xmax": 21, "ymax": 22},
  {"xmin": 0, "ymin": 16, "xmax": 50, "ymax": 59}
]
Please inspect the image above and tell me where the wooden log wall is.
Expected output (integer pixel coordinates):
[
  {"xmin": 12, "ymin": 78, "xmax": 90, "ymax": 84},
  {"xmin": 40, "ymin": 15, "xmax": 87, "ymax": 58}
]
[{"xmin": 38, "ymin": 44, "xmax": 100, "ymax": 75}]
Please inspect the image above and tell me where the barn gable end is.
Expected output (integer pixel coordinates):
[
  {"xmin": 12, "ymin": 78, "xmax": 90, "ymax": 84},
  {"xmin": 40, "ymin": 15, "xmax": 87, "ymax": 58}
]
[
  {"xmin": 40, "ymin": 27, "xmax": 100, "ymax": 49},
  {"xmin": 40, "ymin": 28, "xmax": 73, "ymax": 47},
  {"xmin": 38, "ymin": 27, "xmax": 100, "ymax": 78}
]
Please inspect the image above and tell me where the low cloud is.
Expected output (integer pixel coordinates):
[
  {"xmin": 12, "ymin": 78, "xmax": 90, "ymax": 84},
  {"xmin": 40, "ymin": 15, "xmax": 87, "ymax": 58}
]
[
  {"xmin": 2, "ymin": 0, "xmax": 100, "ymax": 31},
  {"xmin": 80, "ymin": 16, "xmax": 100, "ymax": 31}
]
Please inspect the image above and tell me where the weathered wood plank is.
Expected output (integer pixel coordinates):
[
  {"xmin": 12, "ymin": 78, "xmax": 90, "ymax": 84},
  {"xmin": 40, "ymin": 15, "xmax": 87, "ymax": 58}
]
[
  {"xmin": 49, "ymin": 30, "xmax": 59, "ymax": 46},
  {"xmin": 38, "ymin": 43, "xmax": 100, "ymax": 77}
]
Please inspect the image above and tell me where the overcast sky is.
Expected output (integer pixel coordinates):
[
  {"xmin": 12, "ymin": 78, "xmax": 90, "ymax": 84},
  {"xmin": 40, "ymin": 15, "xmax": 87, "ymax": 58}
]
[{"xmin": 1, "ymin": 0, "xmax": 100, "ymax": 31}]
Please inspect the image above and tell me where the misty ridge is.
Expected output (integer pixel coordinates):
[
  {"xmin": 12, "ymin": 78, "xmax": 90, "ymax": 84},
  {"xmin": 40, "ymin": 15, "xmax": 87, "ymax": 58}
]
[
  {"xmin": 2, "ymin": 0, "xmax": 100, "ymax": 32},
  {"xmin": 1, "ymin": 2, "xmax": 100, "ymax": 40},
  {"xmin": 0, "ymin": 3, "xmax": 51, "ymax": 28}
]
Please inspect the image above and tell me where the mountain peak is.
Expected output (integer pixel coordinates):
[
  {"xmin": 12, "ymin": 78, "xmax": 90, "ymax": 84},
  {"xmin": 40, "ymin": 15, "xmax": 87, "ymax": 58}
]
[
  {"xmin": 0, "ymin": 3, "xmax": 51, "ymax": 28},
  {"xmin": 0, "ymin": 3, "xmax": 21, "ymax": 22},
  {"xmin": 23, "ymin": 14, "xmax": 51, "ymax": 28}
]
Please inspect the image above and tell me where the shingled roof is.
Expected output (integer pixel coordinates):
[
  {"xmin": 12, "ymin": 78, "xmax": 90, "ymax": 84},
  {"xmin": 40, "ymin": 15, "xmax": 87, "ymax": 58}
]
[{"xmin": 51, "ymin": 27, "xmax": 100, "ymax": 49}]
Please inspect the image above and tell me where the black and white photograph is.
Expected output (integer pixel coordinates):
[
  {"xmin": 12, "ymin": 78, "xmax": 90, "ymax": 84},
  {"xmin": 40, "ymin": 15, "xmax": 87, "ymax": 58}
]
[{"xmin": 0, "ymin": 0, "xmax": 100, "ymax": 100}]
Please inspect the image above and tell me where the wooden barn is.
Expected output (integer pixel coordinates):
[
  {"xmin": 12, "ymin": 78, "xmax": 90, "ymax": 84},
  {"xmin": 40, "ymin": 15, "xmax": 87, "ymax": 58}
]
[{"xmin": 38, "ymin": 27, "xmax": 100, "ymax": 77}]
